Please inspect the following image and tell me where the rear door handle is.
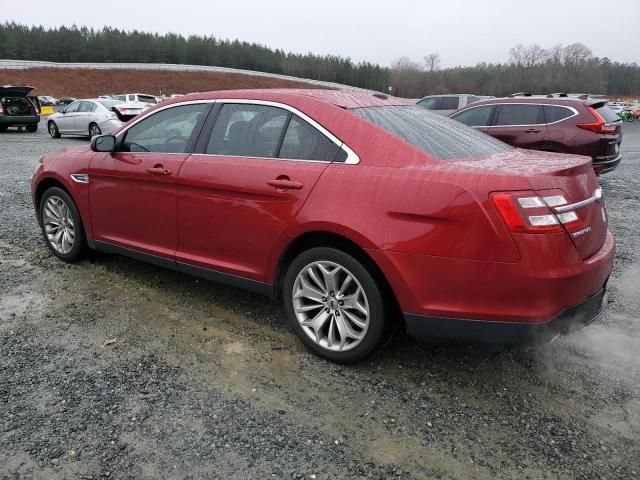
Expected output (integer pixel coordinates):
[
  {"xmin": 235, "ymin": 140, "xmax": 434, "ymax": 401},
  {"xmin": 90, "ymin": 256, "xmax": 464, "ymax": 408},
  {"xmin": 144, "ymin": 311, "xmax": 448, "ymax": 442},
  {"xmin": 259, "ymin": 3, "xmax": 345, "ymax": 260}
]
[
  {"xmin": 267, "ymin": 179, "xmax": 303, "ymax": 190},
  {"xmin": 147, "ymin": 165, "xmax": 172, "ymax": 175},
  {"xmin": 524, "ymin": 128, "xmax": 541, "ymax": 133}
]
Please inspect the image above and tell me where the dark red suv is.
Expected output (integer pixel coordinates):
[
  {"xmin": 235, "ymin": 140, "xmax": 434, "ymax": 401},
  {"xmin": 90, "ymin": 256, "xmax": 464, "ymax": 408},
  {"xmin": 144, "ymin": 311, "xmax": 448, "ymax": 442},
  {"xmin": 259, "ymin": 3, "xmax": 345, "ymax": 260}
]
[{"xmin": 450, "ymin": 95, "xmax": 623, "ymax": 174}]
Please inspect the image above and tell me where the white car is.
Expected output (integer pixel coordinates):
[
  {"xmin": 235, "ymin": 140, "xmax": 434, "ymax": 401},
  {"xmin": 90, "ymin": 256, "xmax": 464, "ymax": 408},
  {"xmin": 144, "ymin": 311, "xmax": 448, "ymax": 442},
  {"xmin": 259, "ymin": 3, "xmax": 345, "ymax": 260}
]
[
  {"xmin": 47, "ymin": 99, "xmax": 123, "ymax": 138},
  {"xmin": 110, "ymin": 93, "xmax": 158, "ymax": 119}
]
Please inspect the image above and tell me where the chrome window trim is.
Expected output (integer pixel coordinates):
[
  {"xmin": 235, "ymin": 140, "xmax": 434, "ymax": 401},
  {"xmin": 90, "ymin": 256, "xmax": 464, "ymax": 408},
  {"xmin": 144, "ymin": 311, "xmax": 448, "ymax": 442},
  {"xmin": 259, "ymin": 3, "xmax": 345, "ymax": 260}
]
[
  {"xmin": 452, "ymin": 103, "xmax": 579, "ymax": 128},
  {"xmin": 115, "ymin": 98, "xmax": 360, "ymax": 165},
  {"xmin": 553, "ymin": 187, "xmax": 602, "ymax": 213}
]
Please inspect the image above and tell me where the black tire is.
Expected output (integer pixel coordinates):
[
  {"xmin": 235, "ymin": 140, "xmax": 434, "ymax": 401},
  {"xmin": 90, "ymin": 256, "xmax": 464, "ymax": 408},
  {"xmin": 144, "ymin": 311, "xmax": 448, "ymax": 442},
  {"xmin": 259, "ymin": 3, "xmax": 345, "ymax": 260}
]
[
  {"xmin": 89, "ymin": 123, "xmax": 101, "ymax": 137},
  {"xmin": 283, "ymin": 247, "xmax": 387, "ymax": 364},
  {"xmin": 27, "ymin": 123, "xmax": 38, "ymax": 132},
  {"xmin": 48, "ymin": 121, "xmax": 61, "ymax": 138},
  {"xmin": 39, "ymin": 187, "xmax": 87, "ymax": 262}
]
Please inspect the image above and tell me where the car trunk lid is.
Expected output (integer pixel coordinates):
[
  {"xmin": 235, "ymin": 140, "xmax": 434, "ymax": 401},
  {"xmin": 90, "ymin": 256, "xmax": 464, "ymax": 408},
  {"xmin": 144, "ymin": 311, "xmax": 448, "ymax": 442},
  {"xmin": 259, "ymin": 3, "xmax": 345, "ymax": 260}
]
[
  {"xmin": 451, "ymin": 150, "xmax": 608, "ymax": 260},
  {"xmin": 0, "ymin": 85, "xmax": 35, "ymax": 97}
]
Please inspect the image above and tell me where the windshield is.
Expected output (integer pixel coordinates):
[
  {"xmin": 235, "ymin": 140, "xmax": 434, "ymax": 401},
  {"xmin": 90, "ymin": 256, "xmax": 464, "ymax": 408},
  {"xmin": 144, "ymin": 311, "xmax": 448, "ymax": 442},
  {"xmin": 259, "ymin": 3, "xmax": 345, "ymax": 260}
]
[{"xmin": 351, "ymin": 105, "xmax": 513, "ymax": 160}]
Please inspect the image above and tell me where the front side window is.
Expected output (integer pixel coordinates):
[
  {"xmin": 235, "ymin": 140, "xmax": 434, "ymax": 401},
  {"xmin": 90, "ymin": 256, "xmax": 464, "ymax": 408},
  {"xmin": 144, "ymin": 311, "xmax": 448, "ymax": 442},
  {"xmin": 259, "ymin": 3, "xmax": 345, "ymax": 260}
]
[
  {"xmin": 494, "ymin": 104, "xmax": 544, "ymax": 126},
  {"xmin": 451, "ymin": 105, "xmax": 494, "ymax": 127},
  {"xmin": 65, "ymin": 101, "xmax": 81, "ymax": 113},
  {"xmin": 352, "ymin": 105, "xmax": 512, "ymax": 160},
  {"xmin": 121, "ymin": 103, "xmax": 208, "ymax": 153},
  {"xmin": 417, "ymin": 97, "xmax": 438, "ymax": 110},
  {"xmin": 437, "ymin": 97, "xmax": 460, "ymax": 110}
]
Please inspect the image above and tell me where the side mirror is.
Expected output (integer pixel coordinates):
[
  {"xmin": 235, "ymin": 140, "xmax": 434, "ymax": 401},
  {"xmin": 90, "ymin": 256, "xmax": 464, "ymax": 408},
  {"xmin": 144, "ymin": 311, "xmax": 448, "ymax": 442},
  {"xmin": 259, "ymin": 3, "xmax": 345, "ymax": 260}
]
[{"xmin": 91, "ymin": 134, "xmax": 116, "ymax": 152}]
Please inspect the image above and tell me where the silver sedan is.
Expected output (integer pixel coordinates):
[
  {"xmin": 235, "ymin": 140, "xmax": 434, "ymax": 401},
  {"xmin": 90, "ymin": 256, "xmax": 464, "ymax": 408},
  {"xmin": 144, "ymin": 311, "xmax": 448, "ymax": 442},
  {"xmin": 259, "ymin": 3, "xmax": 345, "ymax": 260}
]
[{"xmin": 47, "ymin": 99, "xmax": 123, "ymax": 138}]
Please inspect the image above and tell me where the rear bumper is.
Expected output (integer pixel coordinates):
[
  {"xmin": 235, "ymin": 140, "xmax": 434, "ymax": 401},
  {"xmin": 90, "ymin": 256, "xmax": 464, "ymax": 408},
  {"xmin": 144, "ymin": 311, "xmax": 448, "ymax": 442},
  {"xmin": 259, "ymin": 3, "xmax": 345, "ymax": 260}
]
[
  {"xmin": 593, "ymin": 154, "xmax": 622, "ymax": 174},
  {"xmin": 404, "ymin": 286, "xmax": 608, "ymax": 345},
  {"xmin": 0, "ymin": 114, "xmax": 40, "ymax": 127}
]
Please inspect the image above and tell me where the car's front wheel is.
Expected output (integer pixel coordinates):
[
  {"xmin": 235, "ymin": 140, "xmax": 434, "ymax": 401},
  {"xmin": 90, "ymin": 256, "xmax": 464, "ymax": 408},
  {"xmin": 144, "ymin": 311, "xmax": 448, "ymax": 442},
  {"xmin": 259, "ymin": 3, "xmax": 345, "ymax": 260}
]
[
  {"xmin": 48, "ymin": 121, "xmax": 61, "ymax": 138},
  {"xmin": 283, "ymin": 247, "xmax": 387, "ymax": 364},
  {"xmin": 39, "ymin": 187, "xmax": 86, "ymax": 262}
]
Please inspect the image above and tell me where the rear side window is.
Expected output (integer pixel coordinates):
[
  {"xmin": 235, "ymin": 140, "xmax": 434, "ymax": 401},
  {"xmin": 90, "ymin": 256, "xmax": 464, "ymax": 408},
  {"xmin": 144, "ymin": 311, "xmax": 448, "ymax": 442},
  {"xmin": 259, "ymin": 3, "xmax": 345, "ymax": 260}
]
[
  {"xmin": 352, "ymin": 105, "xmax": 513, "ymax": 160},
  {"xmin": 451, "ymin": 105, "xmax": 493, "ymax": 127},
  {"xmin": 543, "ymin": 105, "xmax": 574, "ymax": 123},
  {"xmin": 207, "ymin": 104, "xmax": 342, "ymax": 161},
  {"xmin": 78, "ymin": 102, "xmax": 95, "ymax": 113},
  {"xmin": 207, "ymin": 104, "xmax": 289, "ymax": 158},
  {"xmin": 466, "ymin": 96, "xmax": 481, "ymax": 105},
  {"xmin": 437, "ymin": 97, "xmax": 460, "ymax": 110},
  {"xmin": 494, "ymin": 104, "xmax": 544, "ymax": 126},
  {"xmin": 280, "ymin": 115, "xmax": 341, "ymax": 161}
]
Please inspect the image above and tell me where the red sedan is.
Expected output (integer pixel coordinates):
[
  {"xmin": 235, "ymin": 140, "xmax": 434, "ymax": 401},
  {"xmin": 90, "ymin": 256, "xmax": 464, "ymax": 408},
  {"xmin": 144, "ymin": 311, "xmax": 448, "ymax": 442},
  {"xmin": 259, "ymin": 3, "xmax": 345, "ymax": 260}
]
[{"xmin": 31, "ymin": 89, "xmax": 614, "ymax": 363}]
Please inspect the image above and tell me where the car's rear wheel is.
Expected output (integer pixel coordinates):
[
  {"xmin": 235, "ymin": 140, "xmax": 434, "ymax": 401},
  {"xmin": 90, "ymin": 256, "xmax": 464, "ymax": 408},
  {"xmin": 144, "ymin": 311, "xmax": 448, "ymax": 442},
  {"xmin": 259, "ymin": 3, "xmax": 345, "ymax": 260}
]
[
  {"xmin": 283, "ymin": 247, "xmax": 387, "ymax": 364},
  {"xmin": 48, "ymin": 121, "xmax": 61, "ymax": 138},
  {"xmin": 39, "ymin": 187, "xmax": 86, "ymax": 262},
  {"xmin": 89, "ymin": 123, "xmax": 101, "ymax": 137},
  {"xmin": 27, "ymin": 124, "xmax": 38, "ymax": 132}
]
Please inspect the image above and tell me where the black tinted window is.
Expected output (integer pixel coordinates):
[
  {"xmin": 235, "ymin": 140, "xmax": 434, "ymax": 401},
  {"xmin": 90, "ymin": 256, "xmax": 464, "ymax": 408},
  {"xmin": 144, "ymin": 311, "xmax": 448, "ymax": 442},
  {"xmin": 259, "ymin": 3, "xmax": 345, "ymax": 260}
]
[
  {"xmin": 451, "ymin": 106, "xmax": 493, "ymax": 127},
  {"xmin": 207, "ymin": 104, "xmax": 289, "ymax": 158},
  {"xmin": 352, "ymin": 106, "xmax": 513, "ymax": 160},
  {"xmin": 280, "ymin": 115, "xmax": 340, "ymax": 161},
  {"xmin": 544, "ymin": 105, "xmax": 574, "ymax": 123},
  {"xmin": 494, "ymin": 104, "xmax": 543, "ymax": 126},
  {"xmin": 437, "ymin": 97, "xmax": 460, "ymax": 110},
  {"xmin": 122, "ymin": 103, "xmax": 208, "ymax": 153}
]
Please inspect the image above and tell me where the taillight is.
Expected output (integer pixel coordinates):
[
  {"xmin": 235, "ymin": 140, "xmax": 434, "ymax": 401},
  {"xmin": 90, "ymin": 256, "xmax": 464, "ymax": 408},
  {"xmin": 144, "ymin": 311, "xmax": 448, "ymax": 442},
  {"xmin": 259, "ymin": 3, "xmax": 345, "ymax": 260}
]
[
  {"xmin": 0, "ymin": 103, "xmax": 3, "ymax": 115},
  {"xmin": 577, "ymin": 107, "xmax": 617, "ymax": 134},
  {"xmin": 492, "ymin": 191, "xmax": 584, "ymax": 234}
]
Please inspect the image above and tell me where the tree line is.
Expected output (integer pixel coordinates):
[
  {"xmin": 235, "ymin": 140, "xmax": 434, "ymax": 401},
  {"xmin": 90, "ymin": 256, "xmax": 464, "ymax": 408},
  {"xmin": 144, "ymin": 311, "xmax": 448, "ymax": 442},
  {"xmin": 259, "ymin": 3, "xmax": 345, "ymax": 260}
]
[{"xmin": 0, "ymin": 23, "xmax": 638, "ymax": 98}]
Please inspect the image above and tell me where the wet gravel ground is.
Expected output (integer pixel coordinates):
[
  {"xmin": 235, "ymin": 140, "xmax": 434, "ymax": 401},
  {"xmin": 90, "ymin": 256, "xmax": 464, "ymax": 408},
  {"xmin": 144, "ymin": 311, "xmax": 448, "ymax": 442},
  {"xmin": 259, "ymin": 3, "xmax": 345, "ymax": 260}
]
[{"xmin": 1, "ymin": 121, "xmax": 639, "ymax": 480}]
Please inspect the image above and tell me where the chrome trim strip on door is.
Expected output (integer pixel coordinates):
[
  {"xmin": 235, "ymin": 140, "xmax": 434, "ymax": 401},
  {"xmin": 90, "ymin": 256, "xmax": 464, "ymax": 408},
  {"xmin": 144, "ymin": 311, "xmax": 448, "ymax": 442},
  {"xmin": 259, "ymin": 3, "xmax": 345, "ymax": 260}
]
[
  {"xmin": 553, "ymin": 188, "xmax": 602, "ymax": 213},
  {"xmin": 114, "ymin": 98, "xmax": 360, "ymax": 165}
]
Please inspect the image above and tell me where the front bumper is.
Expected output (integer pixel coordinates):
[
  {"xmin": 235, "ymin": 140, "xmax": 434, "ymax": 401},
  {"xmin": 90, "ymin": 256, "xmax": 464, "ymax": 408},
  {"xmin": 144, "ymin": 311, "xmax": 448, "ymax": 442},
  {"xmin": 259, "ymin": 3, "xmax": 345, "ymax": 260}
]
[{"xmin": 405, "ymin": 286, "xmax": 608, "ymax": 345}]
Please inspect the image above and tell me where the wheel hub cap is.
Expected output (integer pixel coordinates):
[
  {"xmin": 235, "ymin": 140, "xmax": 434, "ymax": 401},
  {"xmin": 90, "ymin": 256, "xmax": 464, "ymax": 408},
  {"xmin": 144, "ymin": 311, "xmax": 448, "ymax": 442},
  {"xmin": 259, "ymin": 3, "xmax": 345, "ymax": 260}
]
[
  {"xmin": 292, "ymin": 261, "xmax": 370, "ymax": 352},
  {"xmin": 42, "ymin": 196, "xmax": 75, "ymax": 254}
]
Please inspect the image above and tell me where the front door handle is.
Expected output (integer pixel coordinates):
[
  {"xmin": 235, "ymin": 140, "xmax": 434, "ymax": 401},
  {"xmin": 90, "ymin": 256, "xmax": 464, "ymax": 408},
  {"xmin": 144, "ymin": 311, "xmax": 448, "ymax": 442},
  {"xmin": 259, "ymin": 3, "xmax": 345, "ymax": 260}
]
[
  {"xmin": 147, "ymin": 165, "xmax": 172, "ymax": 175},
  {"xmin": 267, "ymin": 178, "xmax": 303, "ymax": 190},
  {"xmin": 524, "ymin": 128, "xmax": 541, "ymax": 133}
]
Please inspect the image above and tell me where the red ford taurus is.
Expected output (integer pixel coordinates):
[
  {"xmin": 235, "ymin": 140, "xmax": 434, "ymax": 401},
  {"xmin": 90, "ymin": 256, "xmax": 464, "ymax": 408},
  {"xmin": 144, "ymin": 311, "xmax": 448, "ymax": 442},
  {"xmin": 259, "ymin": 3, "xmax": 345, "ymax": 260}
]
[{"xmin": 31, "ymin": 89, "xmax": 614, "ymax": 363}]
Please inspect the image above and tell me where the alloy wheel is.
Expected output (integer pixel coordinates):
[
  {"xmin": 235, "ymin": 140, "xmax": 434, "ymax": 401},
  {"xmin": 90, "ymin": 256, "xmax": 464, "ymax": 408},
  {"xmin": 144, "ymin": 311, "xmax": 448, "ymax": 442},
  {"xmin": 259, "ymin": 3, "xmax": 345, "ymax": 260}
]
[
  {"xmin": 90, "ymin": 124, "xmax": 101, "ymax": 137},
  {"xmin": 42, "ymin": 196, "xmax": 75, "ymax": 254},
  {"xmin": 292, "ymin": 261, "xmax": 370, "ymax": 352}
]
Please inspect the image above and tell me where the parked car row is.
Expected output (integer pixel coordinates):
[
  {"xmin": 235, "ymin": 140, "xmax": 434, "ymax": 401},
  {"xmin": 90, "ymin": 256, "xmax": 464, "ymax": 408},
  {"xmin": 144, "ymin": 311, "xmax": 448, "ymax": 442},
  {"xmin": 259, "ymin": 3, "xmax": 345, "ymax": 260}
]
[
  {"xmin": 445, "ymin": 94, "xmax": 623, "ymax": 174},
  {"xmin": 32, "ymin": 89, "xmax": 614, "ymax": 363}
]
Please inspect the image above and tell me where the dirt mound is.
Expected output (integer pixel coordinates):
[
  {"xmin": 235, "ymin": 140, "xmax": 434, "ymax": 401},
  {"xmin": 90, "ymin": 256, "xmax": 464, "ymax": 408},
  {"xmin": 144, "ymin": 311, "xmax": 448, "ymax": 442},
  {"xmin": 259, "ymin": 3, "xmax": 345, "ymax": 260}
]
[{"xmin": 0, "ymin": 67, "xmax": 325, "ymax": 98}]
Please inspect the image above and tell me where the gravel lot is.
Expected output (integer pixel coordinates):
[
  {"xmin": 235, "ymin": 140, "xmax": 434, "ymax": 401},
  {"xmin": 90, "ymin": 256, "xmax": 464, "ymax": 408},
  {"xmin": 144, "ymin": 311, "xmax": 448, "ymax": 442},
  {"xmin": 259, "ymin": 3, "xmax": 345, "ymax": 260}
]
[{"xmin": 1, "ymin": 121, "xmax": 639, "ymax": 480}]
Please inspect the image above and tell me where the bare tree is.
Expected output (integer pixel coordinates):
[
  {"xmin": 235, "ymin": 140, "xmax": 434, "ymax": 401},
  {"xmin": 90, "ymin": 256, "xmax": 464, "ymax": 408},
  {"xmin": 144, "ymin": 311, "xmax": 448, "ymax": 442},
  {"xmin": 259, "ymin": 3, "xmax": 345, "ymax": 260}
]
[
  {"xmin": 563, "ymin": 43, "xmax": 592, "ymax": 68},
  {"xmin": 509, "ymin": 43, "xmax": 547, "ymax": 68},
  {"xmin": 508, "ymin": 44, "xmax": 526, "ymax": 67},
  {"xmin": 390, "ymin": 57, "xmax": 424, "ymax": 97},
  {"xmin": 424, "ymin": 53, "xmax": 441, "ymax": 72}
]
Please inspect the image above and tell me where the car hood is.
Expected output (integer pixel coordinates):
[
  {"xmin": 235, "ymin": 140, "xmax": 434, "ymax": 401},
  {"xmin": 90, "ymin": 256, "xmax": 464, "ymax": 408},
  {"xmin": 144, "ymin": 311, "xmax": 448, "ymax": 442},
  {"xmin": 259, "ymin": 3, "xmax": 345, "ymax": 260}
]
[{"xmin": 0, "ymin": 85, "xmax": 35, "ymax": 97}]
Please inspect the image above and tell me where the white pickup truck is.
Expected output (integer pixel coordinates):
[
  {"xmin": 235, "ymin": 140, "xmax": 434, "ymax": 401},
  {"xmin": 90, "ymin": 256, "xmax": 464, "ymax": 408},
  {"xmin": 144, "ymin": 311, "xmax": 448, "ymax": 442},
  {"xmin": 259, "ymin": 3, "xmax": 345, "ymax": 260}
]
[{"xmin": 99, "ymin": 93, "xmax": 158, "ymax": 120}]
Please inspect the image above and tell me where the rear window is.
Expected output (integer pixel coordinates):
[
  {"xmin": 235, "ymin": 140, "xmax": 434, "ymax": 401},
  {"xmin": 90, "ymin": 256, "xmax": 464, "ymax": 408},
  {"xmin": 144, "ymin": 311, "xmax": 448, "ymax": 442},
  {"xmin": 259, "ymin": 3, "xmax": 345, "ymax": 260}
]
[
  {"xmin": 352, "ymin": 106, "xmax": 513, "ymax": 160},
  {"xmin": 138, "ymin": 95, "xmax": 157, "ymax": 104},
  {"xmin": 99, "ymin": 100, "xmax": 122, "ymax": 109},
  {"xmin": 597, "ymin": 105, "xmax": 621, "ymax": 123}
]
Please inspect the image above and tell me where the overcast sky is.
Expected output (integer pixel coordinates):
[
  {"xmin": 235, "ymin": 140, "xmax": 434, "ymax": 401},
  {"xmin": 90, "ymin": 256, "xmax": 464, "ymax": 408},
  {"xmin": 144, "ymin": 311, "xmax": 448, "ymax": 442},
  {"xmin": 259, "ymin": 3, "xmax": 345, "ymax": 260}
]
[{"xmin": 3, "ymin": 0, "xmax": 639, "ymax": 67}]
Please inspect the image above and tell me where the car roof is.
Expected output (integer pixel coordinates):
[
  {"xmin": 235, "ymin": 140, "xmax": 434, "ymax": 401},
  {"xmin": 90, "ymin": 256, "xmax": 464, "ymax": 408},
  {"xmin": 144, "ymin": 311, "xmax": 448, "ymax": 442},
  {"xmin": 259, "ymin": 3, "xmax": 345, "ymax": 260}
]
[
  {"xmin": 460, "ymin": 96, "xmax": 592, "ymax": 108},
  {"xmin": 167, "ymin": 89, "xmax": 415, "ymax": 110}
]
